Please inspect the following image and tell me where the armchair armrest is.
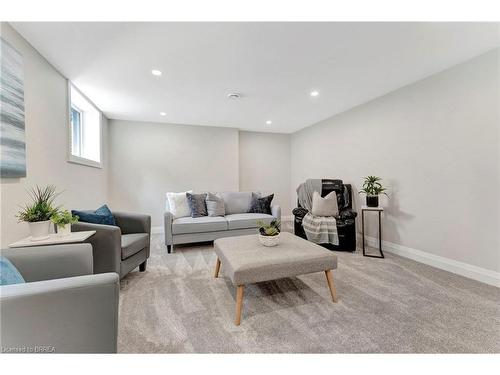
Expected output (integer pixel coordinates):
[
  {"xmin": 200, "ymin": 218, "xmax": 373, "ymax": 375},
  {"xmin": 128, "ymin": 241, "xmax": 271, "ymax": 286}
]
[
  {"xmin": 1, "ymin": 244, "xmax": 93, "ymax": 282},
  {"xmin": 164, "ymin": 211, "xmax": 174, "ymax": 246},
  {"xmin": 292, "ymin": 207, "xmax": 308, "ymax": 219},
  {"xmin": 0, "ymin": 273, "xmax": 119, "ymax": 353},
  {"xmin": 337, "ymin": 209, "xmax": 358, "ymax": 219},
  {"xmin": 72, "ymin": 222, "xmax": 121, "ymax": 275},
  {"xmin": 334, "ymin": 209, "xmax": 357, "ymax": 227},
  {"xmin": 113, "ymin": 211, "xmax": 151, "ymax": 235}
]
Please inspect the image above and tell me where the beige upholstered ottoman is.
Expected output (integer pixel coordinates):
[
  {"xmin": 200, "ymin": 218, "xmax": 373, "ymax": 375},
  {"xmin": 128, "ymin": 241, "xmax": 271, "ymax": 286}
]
[{"xmin": 214, "ymin": 232, "xmax": 338, "ymax": 325}]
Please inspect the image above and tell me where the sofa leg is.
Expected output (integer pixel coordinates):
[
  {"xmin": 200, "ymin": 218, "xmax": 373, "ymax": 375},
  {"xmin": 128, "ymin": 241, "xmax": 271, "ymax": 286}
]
[
  {"xmin": 167, "ymin": 245, "xmax": 172, "ymax": 253},
  {"xmin": 139, "ymin": 261, "xmax": 147, "ymax": 272}
]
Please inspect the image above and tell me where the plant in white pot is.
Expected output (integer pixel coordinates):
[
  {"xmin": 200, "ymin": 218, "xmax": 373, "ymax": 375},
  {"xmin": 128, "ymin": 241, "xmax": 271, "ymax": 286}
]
[
  {"xmin": 359, "ymin": 176, "xmax": 388, "ymax": 207},
  {"xmin": 257, "ymin": 219, "xmax": 281, "ymax": 247},
  {"xmin": 17, "ymin": 185, "xmax": 59, "ymax": 241},
  {"xmin": 51, "ymin": 209, "xmax": 79, "ymax": 237}
]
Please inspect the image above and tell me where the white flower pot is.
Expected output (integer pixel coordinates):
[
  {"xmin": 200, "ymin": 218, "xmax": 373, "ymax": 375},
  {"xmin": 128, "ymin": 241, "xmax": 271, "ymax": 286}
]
[
  {"xmin": 259, "ymin": 233, "xmax": 280, "ymax": 247},
  {"xmin": 57, "ymin": 224, "xmax": 71, "ymax": 237},
  {"xmin": 28, "ymin": 220, "xmax": 51, "ymax": 241}
]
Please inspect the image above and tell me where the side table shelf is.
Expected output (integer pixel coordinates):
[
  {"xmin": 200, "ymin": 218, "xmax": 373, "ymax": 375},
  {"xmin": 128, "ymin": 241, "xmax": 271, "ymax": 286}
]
[
  {"xmin": 8, "ymin": 230, "xmax": 96, "ymax": 248},
  {"xmin": 361, "ymin": 206, "xmax": 384, "ymax": 258}
]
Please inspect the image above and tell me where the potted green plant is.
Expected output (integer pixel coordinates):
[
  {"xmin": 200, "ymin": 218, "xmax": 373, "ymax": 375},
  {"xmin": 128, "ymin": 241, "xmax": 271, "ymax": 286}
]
[
  {"xmin": 51, "ymin": 209, "xmax": 79, "ymax": 237},
  {"xmin": 17, "ymin": 185, "xmax": 60, "ymax": 240},
  {"xmin": 359, "ymin": 176, "xmax": 388, "ymax": 207},
  {"xmin": 257, "ymin": 219, "xmax": 281, "ymax": 247}
]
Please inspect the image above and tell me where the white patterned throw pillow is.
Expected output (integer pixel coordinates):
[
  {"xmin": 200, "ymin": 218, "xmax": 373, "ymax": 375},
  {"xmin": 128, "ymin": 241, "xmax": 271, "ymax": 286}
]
[
  {"xmin": 166, "ymin": 190, "xmax": 193, "ymax": 218},
  {"xmin": 311, "ymin": 191, "xmax": 338, "ymax": 217}
]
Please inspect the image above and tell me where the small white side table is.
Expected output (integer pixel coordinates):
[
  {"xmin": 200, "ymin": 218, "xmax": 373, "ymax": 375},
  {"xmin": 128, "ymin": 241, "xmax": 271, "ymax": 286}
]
[
  {"xmin": 8, "ymin": 230, "xmax": 96, "ymax": 248},
  {"xmin": 361, "ymin": 206, "xmax": 384, "ymax": 258}
]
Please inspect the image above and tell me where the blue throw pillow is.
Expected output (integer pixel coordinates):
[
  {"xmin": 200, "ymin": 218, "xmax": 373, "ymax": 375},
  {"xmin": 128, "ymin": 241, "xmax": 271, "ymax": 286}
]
[
  {"xmin": 0, "ymin": 256, "xmax": 25, "ymax": 286},
  {"xmin": 72, "ymin": 204, "xmax": 116, "ymax": 226}
]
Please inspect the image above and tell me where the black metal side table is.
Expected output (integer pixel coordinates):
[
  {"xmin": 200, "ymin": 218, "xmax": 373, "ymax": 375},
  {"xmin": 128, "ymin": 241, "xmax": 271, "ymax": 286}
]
[{"xmin": 361, "ymin": 206, "xmax": 384, "ymax": 258}]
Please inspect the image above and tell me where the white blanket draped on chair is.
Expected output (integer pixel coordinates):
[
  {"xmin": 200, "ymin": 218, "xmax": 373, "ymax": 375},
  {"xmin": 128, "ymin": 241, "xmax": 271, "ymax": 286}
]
[{"xmin": 296, "ymin": 179, "xmax": 339, "ymax": 245}]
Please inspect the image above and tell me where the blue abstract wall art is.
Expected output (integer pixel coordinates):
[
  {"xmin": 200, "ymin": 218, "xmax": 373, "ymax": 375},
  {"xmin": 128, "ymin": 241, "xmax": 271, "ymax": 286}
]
[{"xmin": 1, "ymin": 37, "xmax": 26, "ymax": 178}]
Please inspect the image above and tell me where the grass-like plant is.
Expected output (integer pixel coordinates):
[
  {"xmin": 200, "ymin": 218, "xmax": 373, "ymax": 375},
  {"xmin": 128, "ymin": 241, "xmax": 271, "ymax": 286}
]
[
  {"xmin": 51, "ymin": 209, "xmax": 79, "ymax": 227},
  {"xmin": 359, "ymin": 176, "xmax": 388, "ymax": 197},
  {"xmin": 17, "ymin": 185, "xmax": 60, "ymax": 223},
  {"xmin": 257, "ymin": 219, "xmax": 281, "ymax": 236}
]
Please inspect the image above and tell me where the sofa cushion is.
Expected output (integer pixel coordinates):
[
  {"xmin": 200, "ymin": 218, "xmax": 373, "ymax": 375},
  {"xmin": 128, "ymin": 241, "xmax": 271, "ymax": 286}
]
[
  {"xmin": 225, "ymin": 213, "xmax": 274, "ymax": 230},
  {"xmin": 172, "ymin": 216, "xmax": 228, "ymax": 235},
  {"xmin": 219, "ymin": 192, "xmax": 259, "ymax": 215},
  {"xmin": 121, "ymin": 233, "xmax": 149, "ymax": 260}
]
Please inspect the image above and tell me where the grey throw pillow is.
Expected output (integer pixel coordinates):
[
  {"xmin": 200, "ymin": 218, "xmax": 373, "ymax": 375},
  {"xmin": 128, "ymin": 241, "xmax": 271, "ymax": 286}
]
[
  {"xmin": 186, "ymin": 192, "xmax": 208, "ymax": 218},
  {"xmin": 248, "ymin": 193, "xmax": 274, "ymax": 215},
  {"xmin": 206, "ymin": 192, "xmax": 225, "ymax": 217},
  {"xmin": 311, "ymin": 191, "xmax": 338, "ymax": 216}
]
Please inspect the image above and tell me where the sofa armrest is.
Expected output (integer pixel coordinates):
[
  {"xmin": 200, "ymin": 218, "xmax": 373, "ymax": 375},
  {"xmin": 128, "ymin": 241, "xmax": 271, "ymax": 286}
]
[
  {"xmin": 72, "ymin": 222, "xmax": 122, "ymax": 275},
  {"xmin": 271, "ymin": 205, "xmax": 281, "ymax": 222},
  {"xmin": 1, "ymin": 244, "xmax": 93, "ymax": 282},
  {"xmin": 0, "ymin": 273, "xmax": 119, "ymax": 353},
  {"xmin": 113, "ymin": 211, "xmax": 151, "ymax": 235},
  {"xmin": 164, "ymin": 211, "xmax": 174, "ymax": 246}
]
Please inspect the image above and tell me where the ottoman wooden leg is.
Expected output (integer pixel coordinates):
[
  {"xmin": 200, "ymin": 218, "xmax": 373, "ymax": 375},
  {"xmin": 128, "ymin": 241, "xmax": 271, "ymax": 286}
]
[
  {"xmin": 325, "ymin": 270, "xmax": 338, "ymax": 302},
  {"xmin": 214, "ymin": 258, "xmax": 221, "ymax": 278},
  {"xmin": 235, "ymin": 285, "xmax": 245, "ymax": 325}
]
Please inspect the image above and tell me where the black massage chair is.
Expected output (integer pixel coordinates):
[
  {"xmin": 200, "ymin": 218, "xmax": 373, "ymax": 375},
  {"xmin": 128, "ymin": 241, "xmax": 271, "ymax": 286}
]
[{"xmin": 292, "ymin": 179, "xmax": 357, "ymax": 252}]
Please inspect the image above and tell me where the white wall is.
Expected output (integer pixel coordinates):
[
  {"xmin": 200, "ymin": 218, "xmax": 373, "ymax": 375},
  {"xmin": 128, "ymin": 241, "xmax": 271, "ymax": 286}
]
[
  {"xmin": 3, "ymin": 21, "xmax": 498, "ymax": 285},
  {"xmin": 107, "ymin": 120, "xmax": 239, "ymax": 227},
  {"xmin": 0, "ymin": 23, "xmax": 109, "ymax": 247},
  {"xmin": 239, "ymin": 131, "xmax": 291, "ymax": 216},
  {"xmin": 291, "ymin": 49, "xmax": 500, "ymax": 275}
]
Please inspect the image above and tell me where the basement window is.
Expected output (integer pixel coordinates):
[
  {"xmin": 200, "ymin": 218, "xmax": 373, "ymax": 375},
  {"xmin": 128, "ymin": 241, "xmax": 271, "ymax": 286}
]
[{"xmin": 68, "ymin": 83, "xmax": 102, "ymax": 168}]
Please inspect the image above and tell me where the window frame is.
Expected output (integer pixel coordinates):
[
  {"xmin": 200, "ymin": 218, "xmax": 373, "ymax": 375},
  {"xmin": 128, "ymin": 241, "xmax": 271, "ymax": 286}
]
[
  {"xmin": 70, "ymin": 103, "xmax": 83, "ymax": 157},
  {"xmin": 67, "ymin": 81, "xmax": 103, "ymax": 169}
]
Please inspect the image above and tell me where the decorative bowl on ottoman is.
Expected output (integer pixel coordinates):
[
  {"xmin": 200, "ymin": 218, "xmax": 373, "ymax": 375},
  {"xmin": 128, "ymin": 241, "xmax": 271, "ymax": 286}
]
[
  {"xmin": 257, "ymin": 219, "xmax": 281, "ymax": 247},
  {"xmin": 259, "ymin": 233, "xmax": 280, "ymax": 247}
]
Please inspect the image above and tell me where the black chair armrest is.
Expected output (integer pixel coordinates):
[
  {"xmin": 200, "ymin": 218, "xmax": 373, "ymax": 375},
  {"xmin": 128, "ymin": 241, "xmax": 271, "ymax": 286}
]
[
  {"xmin": 292, "ymin": 207, "xmax": 309, "ymax": 220},
  {"xmin": 334, "ymin": 209, "xmax": 357, "ymax": 227},
  {"xmin": 338, "ymin": 209, "xmax": 357, "ymax": 219}
]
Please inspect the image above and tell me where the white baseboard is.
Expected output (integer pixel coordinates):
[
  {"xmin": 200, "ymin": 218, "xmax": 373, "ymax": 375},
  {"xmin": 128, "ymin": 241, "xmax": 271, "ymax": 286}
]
[
  {"xmin": 361, "ymin": 235, "xmax": 500, "ymax": 287},
  {"xmin": 151, "ymin": 226, "xmax": 163, "ymax": 234}
]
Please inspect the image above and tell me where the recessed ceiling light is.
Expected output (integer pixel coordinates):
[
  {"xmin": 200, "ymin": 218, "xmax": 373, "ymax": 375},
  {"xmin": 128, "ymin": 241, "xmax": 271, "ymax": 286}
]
[
  {"xmin": 151, "ymin": 69, "xmax": 162, "ymax": 76},
  {"xmin": 160, "ymin": 112, "xmax": 166, "ymax": 116},
  {"xmin": 266, "ymin": 120, "xmax": 272, "ymax": 125},
  {"xmin": 310, "ymin": 90, "xmax": 319, "ymax": 97},
  {"xmin": 227, "ymin": 93, "xmax": 241, "ymax": 100}
]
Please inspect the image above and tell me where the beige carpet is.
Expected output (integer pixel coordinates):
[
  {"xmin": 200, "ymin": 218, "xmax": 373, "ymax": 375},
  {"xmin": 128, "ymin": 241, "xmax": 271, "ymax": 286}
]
[{"xmin": 118, "ymin": 233, "xmax": 500, "ymax": 353}]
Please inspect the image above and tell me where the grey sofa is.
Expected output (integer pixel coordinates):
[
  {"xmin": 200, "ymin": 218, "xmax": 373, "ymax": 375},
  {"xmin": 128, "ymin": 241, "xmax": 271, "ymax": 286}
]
[
  {"xmin": 0, "ymin": 244, "xmax": 119, "ymax": 353},
  {"xmin": 72, "ymin": 211, "xmax": 151, "ymax": 279},
  {"xmin": 164, "ymin": 191, "xmax": 281, "ymax": 252}
]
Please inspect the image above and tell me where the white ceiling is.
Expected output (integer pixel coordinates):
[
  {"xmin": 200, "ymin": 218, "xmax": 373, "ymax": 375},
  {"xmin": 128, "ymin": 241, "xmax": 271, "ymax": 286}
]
[{"xmin": 11, "ymin": 22, "xmax": 500, "ymax": 133}]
